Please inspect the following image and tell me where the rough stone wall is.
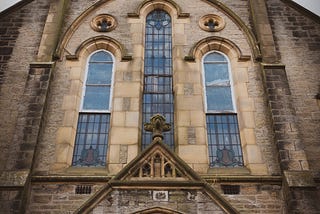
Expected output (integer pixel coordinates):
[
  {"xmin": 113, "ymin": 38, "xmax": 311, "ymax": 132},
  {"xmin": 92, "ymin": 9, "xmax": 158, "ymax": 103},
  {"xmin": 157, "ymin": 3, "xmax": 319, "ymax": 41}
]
[
  {"xmin": 0, "ymin": 1, "xmax": 50, "ymax": 213},
  {"xmin": 266, "ymin": 0, "xmax": 320, "ymax": 176},
  {"xmin": 219, "ymin": 0, "xmax": 251, "ymax": 27},
  {"xmin": 249, "ymin": 65, "xmax": 280, "ymax": 175},
  {"xmin": 27, "ymin": 183, "xmax": 103, "ymax": 213},
  {"xmin": 32, "ymin": 60, "xmax": 68, "ymax": 173},
  {"xmin": 93, "ymin": 189, "xmax": 226, "ymax": 214},
  {"xmin": 0, "ymin": 0, "xmax": 50, "ymax": 171},
  {"xmin": 26, "ymin": 182, "xmax": 284, "ymax": 213},
  {"xmin": 218, "ymin": 183, "xmax": 284, "ymax": 213},
  {"xmin": 0, "ymin": 189, "xmax": 23, "ymax": 214},
  {"xmin": 283, "ymin": 184, "xmax": 320, "ymax": 214}
]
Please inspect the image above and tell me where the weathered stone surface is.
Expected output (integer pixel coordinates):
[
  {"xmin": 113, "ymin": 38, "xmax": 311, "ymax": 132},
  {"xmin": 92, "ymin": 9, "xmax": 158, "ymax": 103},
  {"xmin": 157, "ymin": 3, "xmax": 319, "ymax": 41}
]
[
  {"xmin": 266, "ymin": 0, "xmax": 320, "ymax": 176},
  {"xmin": 284, "ymin": 171, "xmax": 315, "ymax": 187},
  {"xmin": 93, "ymin": 189, "xmax": 226, "ymax": 214},
  {"xmin": 0, "ymin": 0, "xmax": 319, "ymax": 213}
]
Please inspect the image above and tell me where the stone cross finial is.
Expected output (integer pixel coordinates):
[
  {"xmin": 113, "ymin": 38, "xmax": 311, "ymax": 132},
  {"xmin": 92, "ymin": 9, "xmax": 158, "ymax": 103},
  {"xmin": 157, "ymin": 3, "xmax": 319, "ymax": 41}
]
[{"xmin": 144, "ymin": 114, "xmax": 171, "ymax": 142}]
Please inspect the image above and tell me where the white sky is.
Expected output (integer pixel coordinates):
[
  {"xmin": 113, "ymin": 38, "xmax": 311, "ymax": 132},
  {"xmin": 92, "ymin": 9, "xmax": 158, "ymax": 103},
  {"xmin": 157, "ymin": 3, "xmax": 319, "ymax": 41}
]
[
  {"xmin": 0, "ymin": 0, "xmax": 20, "ymax": 12},
  {"xmin": 293, "ymin": 0, "xmax": 320, "ymax": 16},
  {"xmin": 0, "ymin": 0, "xmax": 319, "ymax": 15}
]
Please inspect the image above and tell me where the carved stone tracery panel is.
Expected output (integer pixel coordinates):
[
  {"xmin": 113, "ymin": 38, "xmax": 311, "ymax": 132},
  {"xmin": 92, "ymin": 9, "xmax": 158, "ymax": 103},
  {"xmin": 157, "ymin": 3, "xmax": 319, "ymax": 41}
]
[
  {"xmin": 199, "ymin": 14, "xmax": 225, "ymax": 32},
  {"xmin": 91, "ymin": 14, "xmax": 117, "ymax": 32},
  {"xmin": 131, "ymin": 151, "xmax": 185, "ymax": 180}
]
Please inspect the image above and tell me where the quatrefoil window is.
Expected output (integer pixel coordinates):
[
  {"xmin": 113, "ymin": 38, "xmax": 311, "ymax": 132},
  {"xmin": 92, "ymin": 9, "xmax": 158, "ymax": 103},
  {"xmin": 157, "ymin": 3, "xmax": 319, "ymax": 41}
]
[
  {"xmin": 91, "ymin": 14, "xmax": 117, "ymax": 32},
  {"xmin": 199, "ymin": 14, "xmax": 225, "ymax": 32}
]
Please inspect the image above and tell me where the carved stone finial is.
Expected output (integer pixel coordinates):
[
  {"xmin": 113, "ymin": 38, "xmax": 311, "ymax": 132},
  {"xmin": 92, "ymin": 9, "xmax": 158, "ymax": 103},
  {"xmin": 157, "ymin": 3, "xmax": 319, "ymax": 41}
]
[{"xmin": 144, "ymin": 114, "xmax": 171, "ymax": 142}]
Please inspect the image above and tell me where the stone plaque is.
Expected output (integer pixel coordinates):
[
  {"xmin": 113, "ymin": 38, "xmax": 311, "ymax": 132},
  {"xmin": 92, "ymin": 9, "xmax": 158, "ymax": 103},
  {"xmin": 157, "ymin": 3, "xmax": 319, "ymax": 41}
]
[{"xmin": 153, "ymin": 191, "xmax": 168, "ymax": 201}]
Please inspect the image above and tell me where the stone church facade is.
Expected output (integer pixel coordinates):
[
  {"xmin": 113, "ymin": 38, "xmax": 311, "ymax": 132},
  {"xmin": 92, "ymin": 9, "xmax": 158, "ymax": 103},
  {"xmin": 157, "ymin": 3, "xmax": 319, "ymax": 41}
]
[{"xmin": 0, "ymin": 0, "xmax": 319, "ymax": 213}]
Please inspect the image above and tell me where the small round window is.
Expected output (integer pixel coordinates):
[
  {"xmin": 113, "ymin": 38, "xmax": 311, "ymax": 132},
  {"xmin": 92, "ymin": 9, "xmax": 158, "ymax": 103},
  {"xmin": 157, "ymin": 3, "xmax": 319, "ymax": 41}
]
[
  {"xmin": 199, "ymin": 14, "xmax": 225, "ymax": 32},
  {"xmin": 91, "ymin": 14, "xmax": 117, "ymax": 32}
]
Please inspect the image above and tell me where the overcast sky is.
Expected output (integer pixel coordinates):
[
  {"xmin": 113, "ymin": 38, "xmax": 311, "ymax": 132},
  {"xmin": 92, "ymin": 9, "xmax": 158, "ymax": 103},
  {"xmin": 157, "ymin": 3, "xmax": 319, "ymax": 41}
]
[
  {"xmin": 293, "ymin": 0, "xmax": 320, "ymax": 16},
  {"xmin": 0, "ymin": 0, "xmax": 319, "ymax": 16}
]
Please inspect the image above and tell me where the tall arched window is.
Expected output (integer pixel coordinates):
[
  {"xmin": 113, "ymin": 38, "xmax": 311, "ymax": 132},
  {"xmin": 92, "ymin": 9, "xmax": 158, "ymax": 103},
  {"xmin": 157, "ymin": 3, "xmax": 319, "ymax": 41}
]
[
  {"xmin": 203, "ymin": 52, "xmax": 243, "ymax": 167},
  {"xmin": 72, "ymin": 50, "xmax": 114, "ymax": 167},
  {"xmin": 141, "ymin": 10, "xmax": 174, "ymax": 150}
]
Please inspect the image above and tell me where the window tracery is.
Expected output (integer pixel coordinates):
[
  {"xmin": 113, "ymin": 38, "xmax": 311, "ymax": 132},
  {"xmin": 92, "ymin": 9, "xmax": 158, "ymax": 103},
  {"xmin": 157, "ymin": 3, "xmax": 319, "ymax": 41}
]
[
  {"xmin": 91, "ymin": 14, "xmax": 117, "ymax": 32},
  {"xmin": 132, "ymin": 152, "xmax": 184, "ymax": 179},
  {"xmin": 199, "ymin": 14, "xmax": 225, "ymax": 32}
]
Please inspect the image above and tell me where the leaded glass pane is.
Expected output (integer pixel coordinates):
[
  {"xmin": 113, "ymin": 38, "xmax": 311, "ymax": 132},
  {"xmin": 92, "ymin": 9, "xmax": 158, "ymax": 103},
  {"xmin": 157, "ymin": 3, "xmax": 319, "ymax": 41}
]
[
  {"xmin": 204, "ymin": 63, "xmax": 229, "ymax": 83},
  {"xmin": 72, "ymin": 113, "xmax": 110, "ymax": 166},
  {"xmin": 87, "ymin": 63, "xmax": 113, "ymax": 84},
  {"xmin": 142, "ymin": 10, "xmax": 174, "ymax": 150},
  {"xmin": 82, "ymin": 51, "xmax": 113, "ymax": 111},
  {"xmin": 204, "ymin": 52, "xmax": 234, "ymax": 112},
  {"xmin": 206, "ymin": 114, "xmax": 243, "ymax": 167},
  {"xmin": 83, "ymin": 86, "xmax": 110, "ymax": 110},
  {"xmin": 204, "ymin": 52, "xmax": 227, "ymax": 62},
  {"xmin": 90, "ymin": 51, "xmax": 113, "ymax": 62},
  {"xmin": 206, "ymin": 86, "xmax": 233, "ymax": 111}
]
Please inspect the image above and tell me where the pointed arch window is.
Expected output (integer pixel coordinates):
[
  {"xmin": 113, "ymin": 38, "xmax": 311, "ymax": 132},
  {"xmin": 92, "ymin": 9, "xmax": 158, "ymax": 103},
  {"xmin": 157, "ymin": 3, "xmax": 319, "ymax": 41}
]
[
  {"xmin": 203, "ymin": 52, "xmax": 243, "ymax": 167},
  {"xmin": 141, "ymin": 10, "xmax": 174, "ymax": 150},
  {"xmin": 72, "ymin": 50, "xmax": 114, "ymax": 167}
]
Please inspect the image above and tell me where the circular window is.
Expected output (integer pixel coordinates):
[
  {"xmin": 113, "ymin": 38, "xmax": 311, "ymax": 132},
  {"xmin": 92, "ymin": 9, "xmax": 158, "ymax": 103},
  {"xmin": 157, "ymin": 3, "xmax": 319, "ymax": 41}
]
[
  {"xmin": 91, "ymin": 14, "xmax": 117, "ymax": 32},
  {"xmin": 199, "ymin": 14, "xmax": 225, "ymax": 32}
]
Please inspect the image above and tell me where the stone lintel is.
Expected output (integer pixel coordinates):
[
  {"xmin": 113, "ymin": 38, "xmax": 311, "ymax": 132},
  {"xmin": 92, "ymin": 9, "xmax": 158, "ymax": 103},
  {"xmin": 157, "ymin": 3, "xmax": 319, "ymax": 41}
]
[
  {"xmin": 283, "ymin": 170, "xmax": 315, "ymax": 187},
  {"xmin": 207, "ymin": 167, "xmax": 250, "ymax": 175}
]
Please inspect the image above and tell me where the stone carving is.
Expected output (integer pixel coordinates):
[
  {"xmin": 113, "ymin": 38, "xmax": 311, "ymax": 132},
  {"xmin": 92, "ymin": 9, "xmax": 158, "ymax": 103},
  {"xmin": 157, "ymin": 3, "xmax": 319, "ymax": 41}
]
[
  {"xmin": 199, "ymin": 14, "xmax": 225, "ymax": 32},
  {"xmin": 187, "ymin": 192, "xmax": 197, "ymax": 201},
  {"xmin": 184, "ymin": 83, "xmax": 194, "ymax": 95},
  {"xmin": 91, "ymin": 14, "xmax": 117, "ymax": 32},
  {"xmin": 131, "ymin": 151, "xmax": 185, "ymax": 179},
  {"xmin": 153, "ymin": 191, "xmax": 168, "ymax": 201},
  {"xmin": 144, "ymin": 114, "xmax": 171, "ymax": 142},
  {"xmin": 187, "ymin": 127, "xmax": 196, "ymax": 144},
  {"xmin": 119, "ymin": 145, "xmax": 128, "ymax": 164}
]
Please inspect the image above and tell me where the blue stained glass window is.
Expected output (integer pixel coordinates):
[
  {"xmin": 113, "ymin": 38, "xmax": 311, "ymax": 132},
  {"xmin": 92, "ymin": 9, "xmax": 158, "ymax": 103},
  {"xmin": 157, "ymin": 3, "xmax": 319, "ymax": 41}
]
[
  {"xmin": 142, "ymin": 10, "xmax": 174, "ymax": 150},
  {"xmin": 72, "ymin": 113, "xmax": 110, "ymax": 166},
  {"xmin": 206, "ymin": 114, "xmax": 243, "ymax": 167},
  {"xmin": 72, "ymin": 50, "xmax": 113, "ymax": 167},
  {"xmin": 203, "ymin": 52, "xmax": 243, "ymax": 167}
]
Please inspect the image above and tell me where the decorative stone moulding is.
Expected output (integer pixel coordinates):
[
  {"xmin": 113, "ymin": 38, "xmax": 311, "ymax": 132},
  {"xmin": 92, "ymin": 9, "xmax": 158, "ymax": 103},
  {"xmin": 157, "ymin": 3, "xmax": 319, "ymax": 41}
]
[
  {"xmin": 91, "ymin": 14, "xmax": 117, "ymax": 32},
  {"xmin": 199, "ymin": 14, "xmax": 225, "ymax": 32}
]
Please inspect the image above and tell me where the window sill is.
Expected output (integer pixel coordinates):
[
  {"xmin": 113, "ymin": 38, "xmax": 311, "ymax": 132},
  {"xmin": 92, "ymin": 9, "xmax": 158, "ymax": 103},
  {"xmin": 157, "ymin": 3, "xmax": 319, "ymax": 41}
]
[
  {"xmin": 51, "ymin": 166, "xmax": 110, "ymax": 176},
  {"xmin": 207, "ymin": 167, "xmax": 250, "ymax": 175}
]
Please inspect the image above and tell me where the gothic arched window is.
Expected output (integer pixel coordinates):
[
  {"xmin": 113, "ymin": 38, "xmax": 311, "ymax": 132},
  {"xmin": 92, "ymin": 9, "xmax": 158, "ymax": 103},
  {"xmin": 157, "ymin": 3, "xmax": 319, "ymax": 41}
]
[
  {"xmin": 72, "ymin": 50, "xmax": 114, "ymax": 167},
  {"xmin": 203, "ymin": 51, "xmax": 243, "ymax": 167},
  {"xmin": 141, "ymin": 10, "xmax": 174, "ymax": 150}
]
